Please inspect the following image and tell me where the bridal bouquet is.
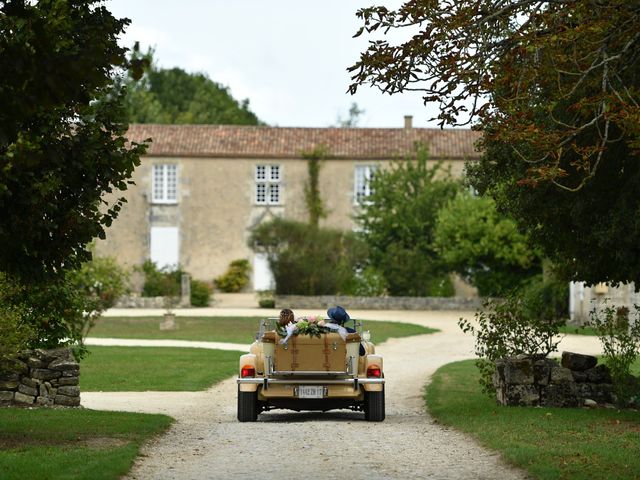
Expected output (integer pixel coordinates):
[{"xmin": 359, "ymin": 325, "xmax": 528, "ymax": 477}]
[{"xmin": 277, "ymin": 316, "xmax": 347, "ymax": 344}]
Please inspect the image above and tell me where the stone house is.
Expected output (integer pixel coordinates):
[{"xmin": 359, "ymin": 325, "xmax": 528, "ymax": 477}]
[
  {"xmin": 569, "ymin": 282, "xmax": 640, "ymax": 325},
  {"xmin": 95, "ymin": 120, "xmax": 480, "ymax": 290}
]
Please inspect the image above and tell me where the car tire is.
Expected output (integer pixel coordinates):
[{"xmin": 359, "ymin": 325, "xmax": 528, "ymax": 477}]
[
  {"xmin": 364, "ymin": 388, "xmax": 385, "ymax": 422},
  {"xmin": 237, "ymin": 388, "xmax": 258, "ymax": 422}
]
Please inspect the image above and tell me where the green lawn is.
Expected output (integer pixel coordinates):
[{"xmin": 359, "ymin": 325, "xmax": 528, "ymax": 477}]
[
  {"xmin": 558, "ymin": 325, "xmax": 599, "ymax": 336},
  {"xmin": 0, "ymin": 408, "xmax": 171, "ymax": 480},
  {"xmin": 89, "ymin": 316, "xmax": 437, "ymax": 344},
  {"xmin": 80, "ymin": 346, "xmax": 242, "ymax": 391},
  {"xmin": 426, "ymin": 359, "xmax": 640, "ymax": 480}
]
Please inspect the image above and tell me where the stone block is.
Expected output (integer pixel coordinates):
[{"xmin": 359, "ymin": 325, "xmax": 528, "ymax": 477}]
[
  {"xmin": 503, "ymin": 356, "xmax": 535, "ymax": 385},
  {"xmin": 545, "ymin": 383, "xmax": 580, "ymax": 408},
  {"xmin": 54, "ymin": 394, "xmax": 80, "ymax": 407},
  {"xmin": 48, "ymin": 358, "xmax": 80, "ymax": 372},
  {"xmin": 0, "ymin": 391, "xmax": 14, "ymax": 402},
  {"xmin": 586, "ymin": 365, "xmax": 612, "ymax": 383},
  {"xmin": 18, "ymin": 384, "xmax": 38, "ymax": 396},
  {"xmin": 31, "ymin": 369, "xmax": 62, "ymax": 381},
  {"xmin": 58, "ymin": 377, "xmax": 79, "ymax": 386},
  {"xmin": 20, "ymin": 377, "xmax": 40, "ymax": 389},
  {"xmin": 14, "ymin": 392, "xmax": 35, "ymax": 405},
  {"xmin": 561, "ymin": 352, "xmax": 597, "ymax": 371},
  {"xmin": 57, "ymin": 386, "xmax": 80, "ymax": 397},
  {"xmin": 533, "ymin": 358, "xmax": 557, "ymax": 385},
  {"xmin": 62, "ymin": 370, "xmax": 78, "ymax": 378},
  {"xmin": 571, "ymin": 371, "xmax": 588, "ymax": 383},
  {"xmin": 583, "ymin": 399, "xmax": 598, "ymax": 408},
  {"xmin": 496, "ymin": 384, "xmax": 540, "ymax": 406},
  {"xmin": 36, "ymin": 396, "xmax": 54, "ymax": 406},
  {"xmin": 0, "ymin": 379, "xmax": 19, "ymax": 390},
  {"xmin": 26, "ymin": 357, "xmax": 46, "ymax": 369},
  {"xmin": 550, "ymin": 366, "xmax": 574, "ymax": 383},
  {"xmin": 36, "ymin": 348, "xmax": 72, "ymax": 363}
]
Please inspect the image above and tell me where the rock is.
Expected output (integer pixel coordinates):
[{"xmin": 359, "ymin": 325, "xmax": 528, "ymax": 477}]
[
  {"xmin": 58, "ymin": 377, "xmax": 79, "ymax": 386},
  {"xmin": 0, "ymin": 379, "xmax": 19, "ymax": 390},
  {"xmin": 57, "ymin": 386, "xmax": 80, "ymax": 397},
  {"xmin": 20, "ymin": 377, "xmax": 40, "ymax": 389},
  {"xmin": 571, "ymin": 371, "xmax": 588, "ymax": 383},
  {"xmin": 546, "ymin": 383, "xmax": 580, "ymax": 408},
  {"xmin": 583, "ymin": 398, "xmax": 598, "ymax": 408},
  {"xmin": 586, "ymin": 364, "xmax": 612, "ymax": 383},
  {"xmin": 533, "ymin": 358, "xmax": 557, "ymax": 385},
  {"xmin": 18, "ymin": 384, "xmax": 38, "ymax": 397},
  {"xmin": 550, "ymin": 366, "xmax": 574, "ymax": 384},
  {"xmin": 35, "ymin": 348, "xmax": 72, "ymax": 363},
  {"xmin": 36, "ymin": 396, "xmax": 54, "ymax": 406},
  {"xmin": 496, "ymin": 384, "xmax": 540, "ymax": 406},
  {"xmin": 54, "ymin": 394, "xmax": 80, "ymax": 407},
  {"xmin": 48, "ymin": 358, "xmax": 79, "ymax": 372},
  {"xmin": 561, "ymin": 352, "xmax": 597, "ymax": 371},
  {"xmin": 62, "ymin": 370, "xmax": 79, "ymax": 378},
  {"xmin": 31, "ymin": 369, "xmax": 62, "ymax": 381},
  {"xmin": 14, "ymin": 392, "xmax": 35, "ymax": 404},
  {"xmin": 0, "ymin": 391, "xmax": 14, "ymax": 402},
  {"xmin": 503, "ymin": 356, "xmax": 535, "ymax": 385},
  {"xmin": 26, "ymin": 357, "xmax": 46, "ymax": 369}
]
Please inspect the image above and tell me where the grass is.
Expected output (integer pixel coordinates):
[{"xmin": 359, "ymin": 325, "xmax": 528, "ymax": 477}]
[
  {"xmin": 426, "ymin": 359, "xmax": 640, "ymax": 480},
  {"xmin": 88, "ymin": 316, "xmax": 437, "ymax": 344},
  {"xmin": 0, "ymin": 408, "xmax": 171, "ymax": 480},
  {"xmin": 80, "ymin": 346, "xmax": 242, "ymax": 391},
  {"xmin": 559, "ymin": 325, "xmax": 599, "ymax": 336}
]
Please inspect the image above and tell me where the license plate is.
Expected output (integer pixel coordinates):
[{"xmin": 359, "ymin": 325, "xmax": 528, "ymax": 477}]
[{"xmin": 298, "ymin": 386, "xmax": 324, "ymax": 399}]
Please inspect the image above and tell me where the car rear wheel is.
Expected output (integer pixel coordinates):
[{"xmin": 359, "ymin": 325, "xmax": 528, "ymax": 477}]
[
  {"xmin": 237, "ymin": 388, "xmax": 258, "ymax": 422},
  {"xmin": 364, "ymin": 388, "xmax": 385, "ymax": 422}
]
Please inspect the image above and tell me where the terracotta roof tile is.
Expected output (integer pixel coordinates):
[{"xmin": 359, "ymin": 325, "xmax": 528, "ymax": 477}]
[{"xmin": 126, "ymin": 124, "xmax": 481, "ymax": 160}]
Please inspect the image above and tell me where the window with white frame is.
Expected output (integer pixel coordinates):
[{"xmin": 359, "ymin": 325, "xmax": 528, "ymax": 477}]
[
  {"xmin": 152, "ymin": 164, "xmax": 178, "ymax": 204},
  {"xmin": 354, "ymin": 165, "xmax": 377, "ymax": 204},
  {"xmin": 255, "ymin": 165, "xmax": 281, "ymax": 205}
]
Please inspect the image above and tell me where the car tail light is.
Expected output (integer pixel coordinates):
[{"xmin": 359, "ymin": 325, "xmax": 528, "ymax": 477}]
[
  {"xmin": 241, "ymin": 366, "xmax": 256, "ymax": 378},
  {"xmin": 367, "ymin": 365, "xmax": 382, "ymax": 378}
]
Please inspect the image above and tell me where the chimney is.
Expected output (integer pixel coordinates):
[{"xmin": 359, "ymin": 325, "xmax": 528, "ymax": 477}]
[{"xmin": 404, "ymin": 115, "xmax": 413, "ymax": 129}]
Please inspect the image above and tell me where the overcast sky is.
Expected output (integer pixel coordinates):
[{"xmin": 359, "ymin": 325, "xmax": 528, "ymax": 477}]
[{"xmin": 106, "ymin": 0, "xmax": 443, "ymax": 129}]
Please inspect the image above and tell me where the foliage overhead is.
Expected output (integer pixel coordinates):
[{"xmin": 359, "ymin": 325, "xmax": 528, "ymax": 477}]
[
  {"xmin": 350, "ymin": 1, "xmax": 640, "ymax": 286},
  {"xmin": 0, "ymin": 0, "xmax": 147, "ymax": 280},
  {"xmin": 122, "ymin": 48, "xmax": 261, "ymax": 125},
  {"xmin": 356, "ymin": 147, "xmax": 460, "ymax": 296},
  {"xmin": 433, "ymin": 192, "xmax": 540, "ymax": 296},
  {"xmin": 249, "ymin": 218, "xmax": 368, "ymax": 295}
]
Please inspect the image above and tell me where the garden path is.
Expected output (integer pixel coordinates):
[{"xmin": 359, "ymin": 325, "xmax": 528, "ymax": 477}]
[{"xmin": 83, "ymin": 309, "xmax": 602, "ymax": 480}]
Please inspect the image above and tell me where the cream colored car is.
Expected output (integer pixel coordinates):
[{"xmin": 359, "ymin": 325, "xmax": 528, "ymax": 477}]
[{"xmin": 236, "ymin": 318, "xmax": 385, "ymax": 422}]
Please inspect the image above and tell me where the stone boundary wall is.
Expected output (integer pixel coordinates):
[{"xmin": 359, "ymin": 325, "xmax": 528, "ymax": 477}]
[
  {"xmin": 494, "ymin": 352, "xmax": 615, "ymax": 408},
  {"xmin": 0, "ymin": 348, "xmax": 80, "ymax": 407},
  {"xmin": 114, "ymin": 295, "xmax": 165, "ymax": 308},
  {"xmin": 275, "ymin": 295, "xmax": 484, "ymax": 311}
]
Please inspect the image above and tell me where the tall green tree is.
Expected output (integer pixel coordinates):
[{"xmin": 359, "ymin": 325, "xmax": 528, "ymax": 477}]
[
  {"xmin": 123, "ymin": 49, "xmax": 261, "ymax": 125},
  {"xmin": 356, "ymin": 148, "xmax": 461, "ymax": 296},
  {"xmin": 433, "ymin": 192, "xmax": 541, "ymax": 296},
  {"xmin": 349, "ymin": 1, "xmax": 640, "ymax": 286},
  {"xmin": 0, "ymin": 0, "xmax": 146, "ymax": 280}
]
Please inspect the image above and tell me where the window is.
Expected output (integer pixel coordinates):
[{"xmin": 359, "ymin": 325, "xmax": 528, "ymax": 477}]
[
  {"xmin": 255, "ymin": 165, "xmax": 281, "ymax": 205},
  {"xmin": 152, "ymin": 164, "xmax": 178, "ymax": 203},
  {"xmin": 354, "ymin": 165, "xmax": 377, "ymax": 204}
]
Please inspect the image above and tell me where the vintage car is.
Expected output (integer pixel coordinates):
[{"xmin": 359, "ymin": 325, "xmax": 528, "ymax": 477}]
[{"xmin": 236, "ymin": 317, "xmax": 385, "ymax": 422}]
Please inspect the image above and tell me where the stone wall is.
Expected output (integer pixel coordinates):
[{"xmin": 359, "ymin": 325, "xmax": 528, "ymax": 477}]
[
  {"xmin": 114, "ymin": 294, "xmax": 166, "ymax": 308},
  {"xmin": 0, "ymin": 348, "xmax": 80, "ymax": 407},
  {"xmin": 275, "ymin": 295, "xmax": 484, "ymax": 311},
  {"xmin": 494, "ymin": 352, "xmax": 615, "ymax": 407}
]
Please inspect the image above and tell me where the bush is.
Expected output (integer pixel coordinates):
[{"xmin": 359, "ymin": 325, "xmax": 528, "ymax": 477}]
[
  {"xmin": 68, "ymin": 256, "xmax": 129, "ymax": 312},
  {"xmin": 249, "ymin": 218, "xmax": 368, "ymax": 295},
  {"xmin": 141, "ymin": 260, "xmax": 182, "ymax": 297},
  {"xmin": 351, "ymin": 266, "xmax": 387, "ymax": 296},
  {"xmin": 190, "ymin": 280, "xmax": 212, "ymax": 307},
  {"xmin": 459, "ymin": 296, "xmax": 564, "ymax": 395},
  {"xmin": 257, "ymin": 290, "xmax": 275, "ymax": 308},
  {"xmin": 590, "ymin": 304, "xmax": 640, "ymax": 406},
  {"xmin": 519, "ymin": 275, "xmax": 569, "ymax": 322},
  {"xmin": 0, "ymin": 274, "xmax": 33, "ymax": 366},
  {"xmin": 214, "ymin": 259, "xmax": 251, "ymax": 293}
]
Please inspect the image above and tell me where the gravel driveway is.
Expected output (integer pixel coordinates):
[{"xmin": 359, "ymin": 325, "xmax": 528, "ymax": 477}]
[{"xmin": 83, "ymin": 310, "xmax": 602, "ymax": 480}]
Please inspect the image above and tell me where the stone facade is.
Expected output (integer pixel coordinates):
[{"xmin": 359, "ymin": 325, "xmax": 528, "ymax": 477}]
[
  {"xmin": 0, "ymin": 348, "xmax": 80, "ymax": 407},
  {"xmin": 95, "ymin": 124, "xmax": 480, "ymax": 291},
  {"xmin": 569, "ymin": 281, "xmax": 640, "ymax": 325},
  {"xmin": 494, "ymin": 352, "xmax": 615, "ymax": 408}
]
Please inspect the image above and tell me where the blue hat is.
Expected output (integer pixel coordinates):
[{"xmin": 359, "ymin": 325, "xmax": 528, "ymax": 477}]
[{"xmin": 327, "ymin": 306, "xmax": 350, "ymax": 325}]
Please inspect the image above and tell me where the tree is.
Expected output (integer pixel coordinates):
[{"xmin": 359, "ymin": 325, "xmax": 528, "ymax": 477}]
[
  {"xmin": 433, "ymin": 192, "xmax": 540, "ymax": 296},
  {"xmin": 0, "ymin": 0, "xmax": 147, "ymax": 280},
  {"xmin": 122, "ymin": 49, "xmax": 261, "ymax": 125},
  {"xmin": 356, "ymin": 147, "xmax": 461, "ymax": 296},
  {"xmin": 336, "ymin": 102, "xmax": 365, "ymax": 127},
  {"xmin": 349, "ymin": 1, "xmax": 640, "ymax": 285}
]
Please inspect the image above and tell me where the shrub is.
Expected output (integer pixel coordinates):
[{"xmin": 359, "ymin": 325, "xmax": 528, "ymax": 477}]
[
  {"xmin": 519, "ymin": 275, "xmax": 569, "ymax": 322},
  {"xmin": 0, "ymin": 274, "xmax": 33, "ymax": 367},
  {"xmin": 257, "ymin": 290, "xmax": 275, "ymax": 308},
  {"xmin": 67, "ymin": 256, "xmax": 129, "ymax": 312},
  {"xmin": 351, "ymin": 266, "xmax": 387, "ymax": 296},
  {"xmin": 141, "ymin": 260, "xmax": 182, "ymax": 297},
  {"xmin": 214, "ymin": 259, "xmax": 251, "ymax": 293},
  {"xmin": 249, "ymin": 218, "xmax": 368, "ymax": 295},
  {"xmin": 190, "ymin": 280, "xmax": 212, "ymax": 307},
  {"xmin": 590, "ymin": 304, "xmax": 640, "ymax": 406},
  {"xmin": 459, "ymin": 296, "xmax": 564, "ymax": 395}
]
